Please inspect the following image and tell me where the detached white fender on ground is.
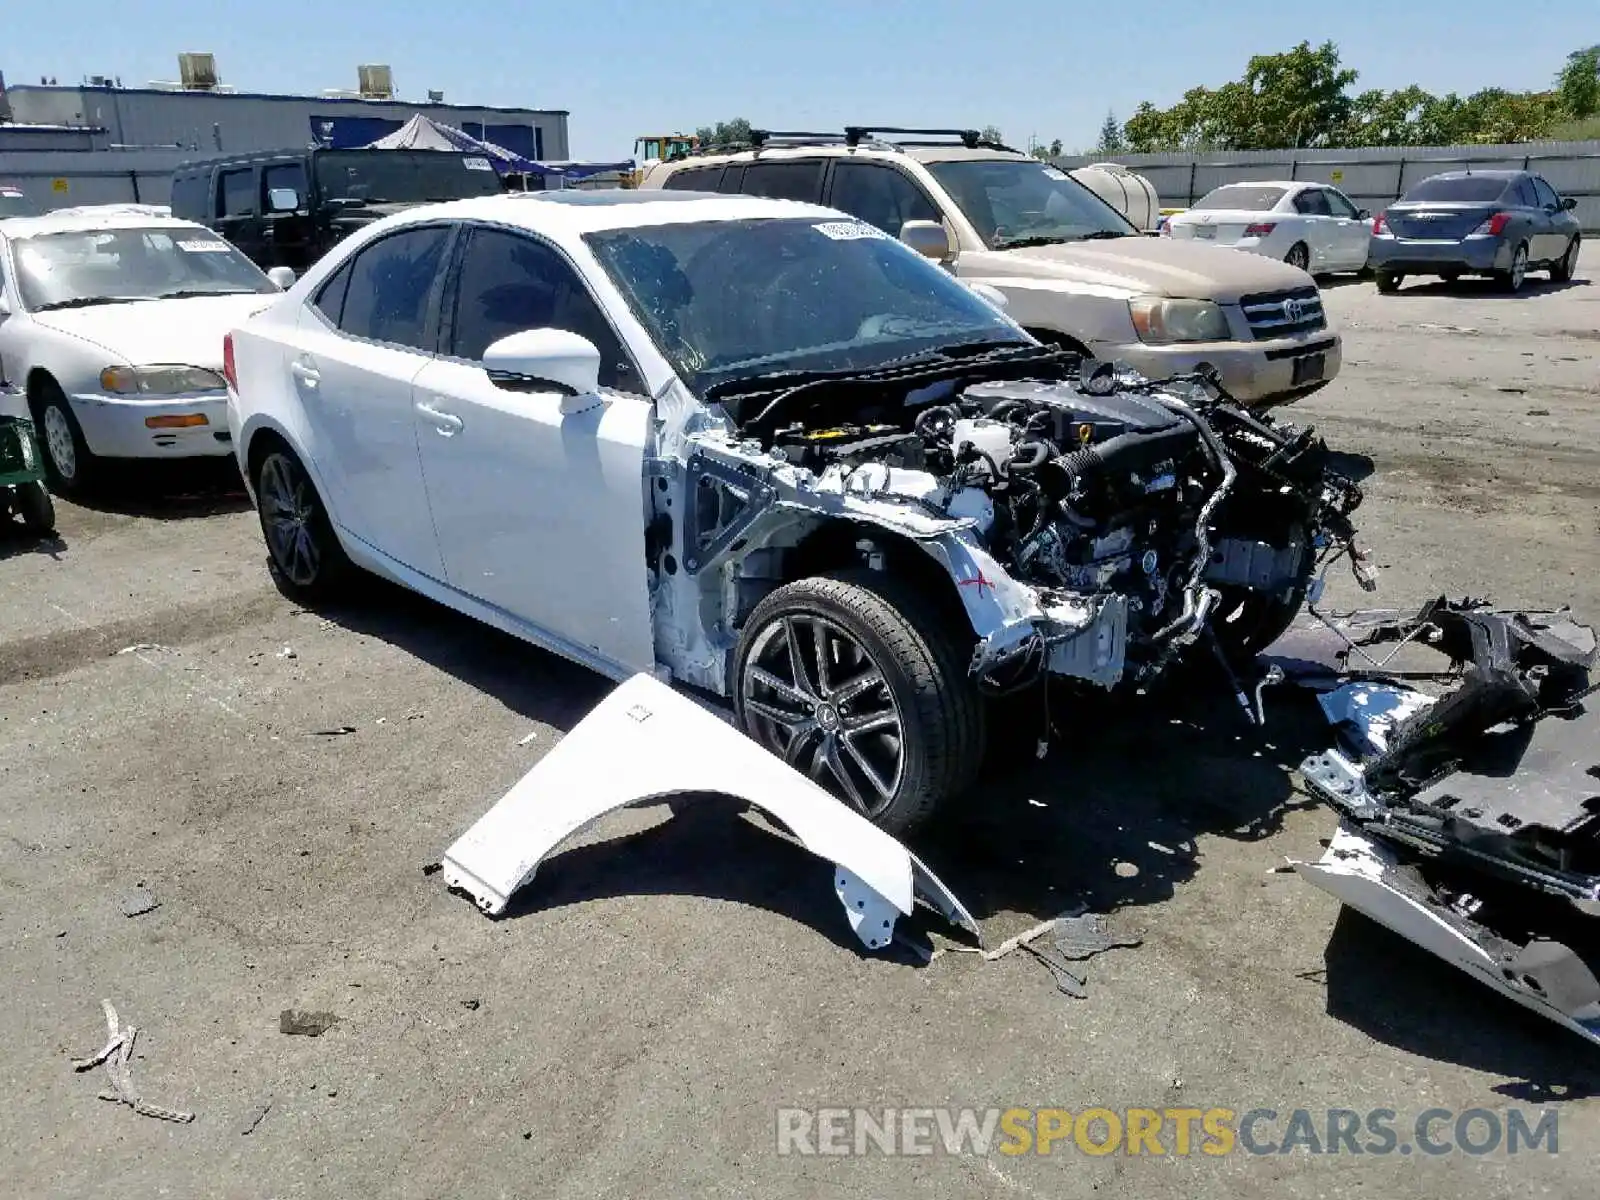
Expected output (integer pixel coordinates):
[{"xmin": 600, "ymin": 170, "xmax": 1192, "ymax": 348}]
[
  {"xmin": 1293, "ymin": 823, "xmax": 1600, "ymax": 1047},
  {"xmin": 440, "ymin": 674, "xmax": 981, "ymax": 951}
]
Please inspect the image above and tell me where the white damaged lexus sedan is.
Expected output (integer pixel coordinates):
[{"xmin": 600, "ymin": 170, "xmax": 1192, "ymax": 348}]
[
  {"xmin": 0, "ymin": 211, "xmax": 287, "ymax": 493},
  {"xmin": 226, "ymin": 192, "xmax": 1369, "ymax": 832}
]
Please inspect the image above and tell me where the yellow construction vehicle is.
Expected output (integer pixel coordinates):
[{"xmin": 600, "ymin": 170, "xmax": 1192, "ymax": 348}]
[{"xmin": 621, "ymin": 133, "xmax": 700, "ymax": 187}]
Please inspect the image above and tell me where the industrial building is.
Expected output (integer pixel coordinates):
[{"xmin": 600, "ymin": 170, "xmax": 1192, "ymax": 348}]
[{"xmin": 0, "ymin": 55, "xmax": 571, "ymax": 210}]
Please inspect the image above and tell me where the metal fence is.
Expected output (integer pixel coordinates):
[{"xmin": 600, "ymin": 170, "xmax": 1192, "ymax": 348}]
[{"xmin": 1059, "ymin": 141, "xmax": 1600, "ymax": 232}]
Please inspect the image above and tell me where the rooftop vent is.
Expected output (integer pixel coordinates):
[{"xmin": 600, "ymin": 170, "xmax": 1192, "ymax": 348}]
[
  {"xmin": 177, "ymin": 52, "xmax": 219, "ymax": 91},
  {"xmin": 357, "ymin": 64, "xmax": 394, "ymax": 100}
]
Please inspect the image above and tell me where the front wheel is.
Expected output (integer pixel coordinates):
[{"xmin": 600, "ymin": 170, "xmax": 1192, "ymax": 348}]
[
  {"xmin": 1550, "ymin": 236, "xmax": 1580, "ymax": 283},
  {"xmin": 33, "ymin": 382, "xmax": 98, "ymax": 495},
  {"xmin": 732, "ymin": 569, "xmax": 983, "ymax": 835},
  {"xmin": 1375, "ymin": 271, "xmax": 1402, "ymax": 294},
  {"xmin": 253, "ymin": 447, "xmax": 353, "ymax": 601},
  {"xmin": 1497, "ymin": 242, "xmax": 1529, "ymax": 292},
  {"xmin": 1210, "ymin": 522, "xmax": 1315, "ymax": 664}
]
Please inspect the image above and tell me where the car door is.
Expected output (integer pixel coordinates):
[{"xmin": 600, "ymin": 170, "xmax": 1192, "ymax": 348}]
[
  {"xmin": 1530, "ymin": 176, "xmax": 1572, "ymax": 260},
  {"xmin": 825, "ymin": 160, "xmax": 941, "ymax": 237},
  {"xmin": 1322, "ymin": 187, "xmax": 1371, "ymax": 270},
  {"xmin": 408, "ymin": 223, "xmax": 656, "ymax": 674},
  {"xmin": 261, "ymin": 159, "xmax": 315, "ymax": 271},
  {"xmin": 214, "ymin": 165, "xmax": 265, "ymax": 265},
  {"xmin": 1507, "ymin": 177, "xmax": 1549, "ymax": 259},
  {"xmin": 1290, "ymin": 187, "xmax": 1336, "ymax": 267},
  {"xmin": 290, "ymin": 223, "xmax": 454, "ymax": 579}
]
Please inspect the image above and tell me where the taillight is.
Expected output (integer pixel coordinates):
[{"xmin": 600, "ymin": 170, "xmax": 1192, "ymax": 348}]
[
  {"xmin": 1372, "ymin": 213, "xmax": 1387, "ymax": 235},
  {"xmin": 1244, "ymin": 222, "xmax": 1276, "ymax": 237},
  {"xmin": 222, "ymin": 332, "xmax": 237, "ymax": 392},
  {"xmin": 1471, "ymin": 212, "xmax": 1512, "ymax": 236}
]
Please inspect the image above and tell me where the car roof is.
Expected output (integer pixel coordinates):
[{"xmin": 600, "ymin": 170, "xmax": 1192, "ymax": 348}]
[
  {"xmin": 1203, "ymin": 180, "xmax": 1307, "ymax": 191},
  {"xmin": 1422, "ymin": 169, "xmax": 1521, "ymax": 180},
  {"xmin": 0, "ymin": 212, "xmax": 214, "ymax": 238},
  {"xmin": 661, "ymin": 143, "xmax": 1035, "ymax": 169},
  {"xmin": 381, "ymin": 190, "xmax": 846, "ymax": 233}
]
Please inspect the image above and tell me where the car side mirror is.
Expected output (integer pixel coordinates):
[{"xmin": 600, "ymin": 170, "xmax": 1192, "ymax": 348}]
[
  {"xmin": 266, "ymin": 266, "xmax": 297, "ymax": 289},
  {"xmin": 899, "ymin": 219, "xmax": 953, "ymax": 262},
  {"xmin": 268, "ymin": 188, "xmax": 301, "ymax": 213},
  {"xmin": 1357, "ymin": 209, "xmax": 1371, "ymax": 219},
  {"xmin": 483, "ymin": 329, "xmax": 602, "ymax": 413},
  {"xmin": 1561, "ymin": 196, "xmax": 1578, "ymax": 211},
  {"xmin": 965, "ymin": 281, "xmax": 1008, "ymax": 311}
]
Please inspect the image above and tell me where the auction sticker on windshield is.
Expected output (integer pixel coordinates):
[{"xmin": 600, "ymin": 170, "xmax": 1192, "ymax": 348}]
[
  {"xmin": 177, "ymin": 239, "xmax": 230, "ymax": 252},
  {"xmin": 462, "ymin": 156, "xmax": 493, "ymax": 171},
  {"xmin": 813, "ymin": 220, "xmax": 887, "ymax": 241}
]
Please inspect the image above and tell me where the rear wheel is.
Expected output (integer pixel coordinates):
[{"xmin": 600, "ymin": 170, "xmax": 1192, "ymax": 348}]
[
  {"xmin": 1284, "ymin": 242, "xmax": 1310, "ymax": 271},
  {"xmin": 1550, "ymin": 236, "xmax": 1580, "ymax": 283},
  {"xmin": 15, "ymin": 482, "xmax": 56, "ymax": 535},
  {"xmin": 32, "ymin": 380, "xmax": 98, "ymax": 495},
  {"xmin": 1497, "ymin": 242, "xmax": 1529, "ymax": 292},
  {"xmin": 732, "ymin": 569, "xmax": 983, "ymax": 836},
  {"xmin": 1375, "ymin": 271, "xmax": 1402, "ymax": 294},
  {"xmin": 253, "ymin": 446, "xmax": 353, "ymax": 601}
]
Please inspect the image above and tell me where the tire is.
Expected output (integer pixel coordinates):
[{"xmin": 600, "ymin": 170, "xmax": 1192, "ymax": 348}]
[
  {"xmin": 1375, "ymin": 271, "xmax": 1402, "ymax": 294},
  {"xmin": 1497, "ymin": 242, "xmax": 1529, "ymax": 293},
  {"xmin": 15, "ymin": 482, "xmax": 55, "ymax": 535},
  {"xmin": 1550, "ymin": 236, "xmax": 1580, "ymax": 283},
  {"xmin": 1284, "ymin": 242, "xmax": 1310, "ymax": 272},
  {"xmin": 252, "ymin": 446, "xmax": 353, "ymax": 602},
  {"xmin": 1209, "ymin": 521, "xmax": 1315, "ymax": 664},
  {"xmin": 732, "ymin": 568, "xmax": 984, "ymax": 836},
  {"xmin": 31, "ymin": 379, "xmax": 98, "ymax": 495}
]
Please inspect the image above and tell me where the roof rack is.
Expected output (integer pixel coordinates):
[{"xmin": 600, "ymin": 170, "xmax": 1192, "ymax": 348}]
[{"xmin": 684, "ymin": 125, "xmax": 1022, "ymax": 160}]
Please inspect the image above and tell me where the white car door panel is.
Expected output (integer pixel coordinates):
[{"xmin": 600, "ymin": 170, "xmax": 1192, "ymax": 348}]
[
  {"xmin": 1323, "ymin": 188, "xmax": 1372, "ymax": 270},
  {"xmin": 411, "ymin": 223, "xmax": 655, "ymax": 674},
  {"xmin": 412, "ymin": 362, "xmax": 656, "ymax": 673},
  {"xmin": 291, "ymin": 225, "xmax": 452, "ymax": 580}
]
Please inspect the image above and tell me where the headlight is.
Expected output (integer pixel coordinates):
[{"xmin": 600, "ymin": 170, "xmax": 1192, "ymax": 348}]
[
  {"xmin": 99, "ymin": 365, "xmax": 227, "ymax": 395},
  {"xmin": 1127, "ymin": 297, "xmax": 1231, "ymax": 344}
]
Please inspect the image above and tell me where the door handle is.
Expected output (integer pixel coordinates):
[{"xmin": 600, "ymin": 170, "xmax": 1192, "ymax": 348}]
[
  {"xmin": 289, "ymin": 357, "xmax": 320, "ymax": 387},
  {"xmin": 415, "ymin": 400, "xmax": 464, "ymax": 436}
]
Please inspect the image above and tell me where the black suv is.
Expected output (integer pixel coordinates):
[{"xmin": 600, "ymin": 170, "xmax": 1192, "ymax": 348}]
[{"xmin": 169, "ymin": 147, "xmax": 505, "ymax": 272}]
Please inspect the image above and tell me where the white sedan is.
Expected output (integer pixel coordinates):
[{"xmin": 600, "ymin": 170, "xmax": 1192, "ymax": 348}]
[
  {"xmin": 224, "ymin": 190, "xmax": 1364, "ymax": 833},
  {"xmin": 0, "ymin": 211, "xmax": 291, "ymax": 493},
  {"xmin": 1163, "ymin": 181, "xmax": 1374, "ymax": 275}
]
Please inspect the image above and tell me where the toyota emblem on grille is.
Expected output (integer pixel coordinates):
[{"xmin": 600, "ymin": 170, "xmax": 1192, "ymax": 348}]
[{"xmin": 1283, "ymin": 298, "xmax": 1304, "ymax": 322}]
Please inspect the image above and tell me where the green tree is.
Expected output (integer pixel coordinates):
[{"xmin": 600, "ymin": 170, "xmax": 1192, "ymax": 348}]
[
  {"xmin": 1095, "ymin": 110, "xmax": 1125, "ymax": 154},
  {"xmin": 693, "ymin": 118, "xmax": 754, "ymax": 147},
  {"xmin": 1557, "ymin": 45, "xmax": 1600, "ymax": 118},
  {"xmin": 979, "ymin": 125, "xmax": 1005, "ymax": 145}
]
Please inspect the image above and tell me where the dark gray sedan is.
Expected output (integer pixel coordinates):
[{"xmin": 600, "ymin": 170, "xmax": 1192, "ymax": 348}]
[{"xmin": 1368, "ymin": 170, "xmax": 1582, "ymax": 293}]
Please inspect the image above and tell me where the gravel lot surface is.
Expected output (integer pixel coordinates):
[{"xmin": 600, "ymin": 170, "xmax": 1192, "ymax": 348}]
[{"xmin": 2, "ymin": 249, "xmax": 1597, "ymax": 1199}]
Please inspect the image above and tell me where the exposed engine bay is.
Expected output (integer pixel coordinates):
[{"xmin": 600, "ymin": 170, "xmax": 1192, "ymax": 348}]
[{"xmin": 652, "ymin": 349, "xmax": 1366, "ymax": 700}]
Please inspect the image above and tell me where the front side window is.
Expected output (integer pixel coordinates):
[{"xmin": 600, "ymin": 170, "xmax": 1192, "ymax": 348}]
[
  {"xmin": 335, "ymin": 225, "xmax": 451, "ymax": 348},
  {"xmin": 1324, "ymin": 189, "xmax": 1361, "ymax": 219},
  {"xmin": 585, "ymin": 216, "xmax": 1026, "ymax": 399},
  {"xmin": 828, "ymin": 162, "xmax": 939, "ymax": 235},
  {"xmin": 1400, "ymin": 175, "xmax": 1512, "ymax": 204},
  {"xmin": 312, "ymin": 150, "xmax": 503, "ymax": 206},
  {"xmin": 262, "ymin": 162, "xmax": 309, "ymax": 207},
  {"xmin": 1531, "ymin": 177, "xmax": 1561, "ymax": 209},
  {"xmin": 926, "ymin": 158, "xmax": 1135, "ymax": 248},
  {"xmin": 449, "ymin": 226, "xmax": 634, "ymax": 390},
  {"xmin": 1193, "ymin": 185, "xmax": 1289, "ymax": 212},
  {"xmin": 12, "ymin": 226, "xmax": 276, "ymax": 311}
]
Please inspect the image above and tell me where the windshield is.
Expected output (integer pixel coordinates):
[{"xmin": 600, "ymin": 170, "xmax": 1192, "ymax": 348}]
[
  {"xmin": 1192, "ymin": 185, "xmax": 1287, "ymax": 212},
  {"xmin": 1, "ymin": 191, "xmax": 37, "ymax": 218},
  {"xmin": 584, "ymin": 217, "xmax": 1028, "ymax": 397},
  {"xmin": 314, "ymin": 150, "xmax": 504, "ymax": 205},
  {"xmin": 13, "ymin": 226, "xmax": 275, "ymax": 311},
  {"xmin": 925, "ymin": 159, "xmax": 1135, "ymax": 248},
  {"xmin": 1400, "ymin": 175, "xmax": 1512, "ymax": 204}
]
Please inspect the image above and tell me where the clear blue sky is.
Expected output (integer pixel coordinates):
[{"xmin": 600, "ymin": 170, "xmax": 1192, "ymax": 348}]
[{"xmin": 4, "ymin": 0, "xmax": 1585, "ymax": 159}]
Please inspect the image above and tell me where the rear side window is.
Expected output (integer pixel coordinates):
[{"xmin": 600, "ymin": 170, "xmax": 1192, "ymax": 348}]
[
  {"xmin": 738, "ymin": 161, "xmax": 823, "ymax": 202},
  {"xmin": 1293, "ymin": 188, "xmax": 1332, "ymax": 216},
  {"xmin": 336, "ymin": 225, "xmax": 451, "ymax": 349},
  {"xmin": 169, "ymin": 172, "xmax": 210, "ymax": 220},
  {"xmin": 1400, "ymin": 175, "xmax": 1511, "ymax": 203},
  {"xmin": 827, "ymin": 162, "xmax": 939, "ymax": 235},
  {"xmin": 219, "ymin": 168, "xmax": 256, "ymax": 217},
  {"xmin": 663, "ymin": 165, "xmax": 724, "ymax": 192}
]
